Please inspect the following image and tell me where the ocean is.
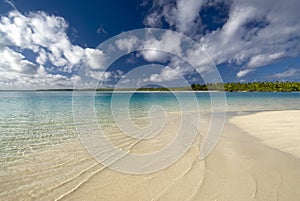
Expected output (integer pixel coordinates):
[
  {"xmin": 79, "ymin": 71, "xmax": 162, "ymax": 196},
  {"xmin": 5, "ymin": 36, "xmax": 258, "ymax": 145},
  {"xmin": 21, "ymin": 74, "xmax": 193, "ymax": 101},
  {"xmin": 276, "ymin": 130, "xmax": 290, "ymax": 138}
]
[
  {"xmin": 1, "ymin": 91, "xmax": 300, "ymax": 165},
  {"xmin": 1, "ymin": 91, "xmax": 300, "ymax": 200}
]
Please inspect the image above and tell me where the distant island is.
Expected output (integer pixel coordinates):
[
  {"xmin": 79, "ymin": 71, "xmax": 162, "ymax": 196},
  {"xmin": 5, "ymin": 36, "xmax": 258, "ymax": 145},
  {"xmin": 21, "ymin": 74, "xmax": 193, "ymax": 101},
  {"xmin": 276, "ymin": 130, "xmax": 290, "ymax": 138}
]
[
  {"xmin": 33, "ymin": 82, "xmax": 300, "ymax": 92},
  {"xmin": 191, "ymin": 82, "xmax": 300, "ymax": 92}
]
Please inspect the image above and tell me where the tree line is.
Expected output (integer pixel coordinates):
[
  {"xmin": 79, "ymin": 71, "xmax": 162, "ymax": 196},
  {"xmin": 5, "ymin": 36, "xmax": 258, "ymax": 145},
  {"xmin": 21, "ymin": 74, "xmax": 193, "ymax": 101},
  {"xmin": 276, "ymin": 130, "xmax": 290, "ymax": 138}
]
[{"xmin": 191, "ymin": 82, "xmax": 300, "ymax": 92}]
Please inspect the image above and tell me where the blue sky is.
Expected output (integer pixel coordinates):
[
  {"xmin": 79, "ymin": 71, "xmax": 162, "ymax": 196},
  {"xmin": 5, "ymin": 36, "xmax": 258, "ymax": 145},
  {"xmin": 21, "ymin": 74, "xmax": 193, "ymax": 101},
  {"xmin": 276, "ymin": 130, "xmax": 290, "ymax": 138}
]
[{"xmin": 0, "ymin": 0, "xmax": 300, "ymax": 89}]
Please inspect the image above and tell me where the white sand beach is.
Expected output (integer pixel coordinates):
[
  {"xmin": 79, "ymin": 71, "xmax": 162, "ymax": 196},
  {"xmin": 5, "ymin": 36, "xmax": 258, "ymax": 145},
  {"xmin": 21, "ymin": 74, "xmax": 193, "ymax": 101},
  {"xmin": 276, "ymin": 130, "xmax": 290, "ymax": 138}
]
[
  {"xmin": 230, "ymin": 110, "xmax": 300, "ymax": 158},
  {"xmin": 1, "ymin": 110, "xmax": 300, "ymax": 201}
]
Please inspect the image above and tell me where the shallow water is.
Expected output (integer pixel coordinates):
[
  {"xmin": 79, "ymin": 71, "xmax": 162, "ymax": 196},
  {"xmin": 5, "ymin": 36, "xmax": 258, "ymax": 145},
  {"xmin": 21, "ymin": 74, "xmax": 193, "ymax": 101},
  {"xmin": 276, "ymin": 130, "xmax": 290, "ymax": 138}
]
[
  {"xmin": 1, "ymin": 91, "xmax": 300, "ymax": 200},
  {"xmin": 1, "ymin": 91, "xmax": 300, "ymax": 164}
]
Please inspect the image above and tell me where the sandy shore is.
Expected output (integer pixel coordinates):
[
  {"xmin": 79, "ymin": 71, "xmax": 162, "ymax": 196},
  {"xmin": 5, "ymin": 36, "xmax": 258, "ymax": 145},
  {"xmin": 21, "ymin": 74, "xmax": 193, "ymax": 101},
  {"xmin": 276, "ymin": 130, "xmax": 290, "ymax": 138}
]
[
  {"xmin": 230, "ymin": 110, "xmax": 300, "ymax": 158},
  {"xmin": 1, "ymin": 110, "xmax": 300, "ymax": 201}
]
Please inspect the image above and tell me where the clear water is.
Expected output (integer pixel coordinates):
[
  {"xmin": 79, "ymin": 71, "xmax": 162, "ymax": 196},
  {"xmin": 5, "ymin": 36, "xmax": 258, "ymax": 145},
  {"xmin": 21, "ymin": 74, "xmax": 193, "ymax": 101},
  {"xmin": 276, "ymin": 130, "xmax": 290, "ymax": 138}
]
[{"xmin": 1, "ymin": 91, "xmax": 300, "ymax": 165}]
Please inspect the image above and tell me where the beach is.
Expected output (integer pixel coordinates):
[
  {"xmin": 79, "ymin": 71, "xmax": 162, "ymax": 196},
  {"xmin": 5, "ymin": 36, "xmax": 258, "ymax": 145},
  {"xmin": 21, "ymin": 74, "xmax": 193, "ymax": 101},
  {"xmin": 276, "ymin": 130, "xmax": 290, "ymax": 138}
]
[
  {"xmin": 1, "ymin": 108, "xmax": 300, "ymax": 201},
  {"xmin": 1, "ymin": 0, "xmax": 300, "ymax": 199}
]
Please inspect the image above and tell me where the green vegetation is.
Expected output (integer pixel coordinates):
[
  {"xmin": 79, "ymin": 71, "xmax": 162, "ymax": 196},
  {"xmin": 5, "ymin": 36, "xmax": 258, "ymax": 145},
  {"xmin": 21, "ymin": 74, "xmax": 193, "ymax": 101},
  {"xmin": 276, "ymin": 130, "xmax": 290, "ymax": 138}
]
[{"xmin": 191, "ymin": 82, "xmax": 300, "ymax": 92}]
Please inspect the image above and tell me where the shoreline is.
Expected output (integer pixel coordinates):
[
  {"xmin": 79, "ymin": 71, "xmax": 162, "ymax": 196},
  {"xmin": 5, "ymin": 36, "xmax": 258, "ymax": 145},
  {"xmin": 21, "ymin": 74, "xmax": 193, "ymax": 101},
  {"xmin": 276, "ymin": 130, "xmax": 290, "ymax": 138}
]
[
  {"xmin": 230, "ymin": 110, "xmax": 300, "ymax": 159},
  {"xmin": 1, "ymin": 110, "xmax": 300, "ymax": 200},
  {"xmin": 61, "ymin": 110, "xmax": 300, "ymax": 200}
]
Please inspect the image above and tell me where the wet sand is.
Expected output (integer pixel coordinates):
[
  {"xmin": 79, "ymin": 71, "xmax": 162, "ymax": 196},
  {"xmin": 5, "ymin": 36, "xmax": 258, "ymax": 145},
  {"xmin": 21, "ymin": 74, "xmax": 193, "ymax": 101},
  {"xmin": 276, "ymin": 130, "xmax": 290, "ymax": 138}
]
[{"xmin": 1, "ymin": 110, "xmax": 300, "ymax": 201}]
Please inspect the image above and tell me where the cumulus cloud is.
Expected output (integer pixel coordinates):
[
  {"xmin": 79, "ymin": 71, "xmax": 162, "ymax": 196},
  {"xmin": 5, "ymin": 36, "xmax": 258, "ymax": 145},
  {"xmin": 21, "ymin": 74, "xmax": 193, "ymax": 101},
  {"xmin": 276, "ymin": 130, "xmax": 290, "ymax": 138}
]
[
  {"xmin": 2, "ymin": 0, "xmax": 300, "ymax": 88},
  {"xmin": 147, "ymin": 66, "xmax": 182, "ymax": 82},
  {"xmin": 141, "ymin": 31, "xmax": 182, "ymax": 62},
  {"xmin": 176, "ymin": 0, "xmax": 204, "ymax": 33},
  {"xmin": 144, "ymin": 0, "xmax": 204, "ymax": 35},
  {"xmin": 113, "ymin": 29, "xmax": 215, "ymax": 83},
  {"xmin": 84, "ymin": 48, "xmax": 106, "ymax": 70},
  {"xmin": 143, "ymin": 0, "xmax": 300, "ymax": 78},
  {"xmin": 0, "ymin": 9, "xmax": 108, "ymax": 89},
  {"xmin": 85, "ymin": 71, "xmax": 112, "ymax": 81},
  {"xmin": 0, "ymin": 47, "xmax": 38, "ymax": 74},
  {"xmin": 185, "ymin": 46, "xmax": 213, "ymax": 73},
  {"xmin": 0, "ymin": 64, "xmax": 80, "ymax": 89},
  {"xmin": 143, "ymin": 58, "xmax": 196, "ymax": 83},
  {"xmin": 115, "ymin": 35, "xmax": 138, "ymax": 53},
  {"xmin": 0, "ymin": 10, "xmax": 79, "ymax": 67}
]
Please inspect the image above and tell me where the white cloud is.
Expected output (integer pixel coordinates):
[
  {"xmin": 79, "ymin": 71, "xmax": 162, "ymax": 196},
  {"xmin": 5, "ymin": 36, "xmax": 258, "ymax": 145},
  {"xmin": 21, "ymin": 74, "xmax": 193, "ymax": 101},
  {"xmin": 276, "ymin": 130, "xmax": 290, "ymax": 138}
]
[
  {"xmin": 144, "ymin": 11, "xmax": 162, "ymax": 27},
  {"xmin": 141, "ymin": 31, "xmax": 182, "ymax": 62},
  {"xmin": 246, "ymin": 52, "xmax": 285, "ymax": 68},
  {"xmin": 36, "ymin": 48, "xmax": 47, "ymax": 65},
  {"xmin": 144, "ymin": 0, "xmax": 300, "ymax": 78},
  {"xmin": 0, "ymin": 10, "xmax": 86, "ymax": 71},
  {"xmin": 141, "ymin": 49, "xmax": 169, "ymax": 62},
  {"xmin": 236, "ymin": 69, "xmax": 253, "ymax": 78},
  {"xmin": 0, "ymin": 10, "xmax": 107, "ymax": 72},
  {"xmin": 86, "ymin": 70, "xmax": 111, "ymax": 81},
  {"xmin": 115, "ymin": 35, "xmax": 138, "ymax": 53},
  {"xmin": 84, "ymin": 48, "xmax": 106, "ymax": 70},
  {"xmin": 143, "ymin": 0, "xmax": 204, "ymax": 35},
  {"xmin": 148, "ymin": 66, "xmax": 181, "ymax": 82},
  {"xmin": 145, "ymin": 65, "xmax": 193, "ymax": 83},
  {"xmin": 1, "ymin": 0, "xmax": 300, "ymax": 88},
  {"xmin": 271, "ymin": 68, "xmax": 300, "ymax": 79},
  {"xmin": 0, "ymin": 47, "xmax": 38, "ymax": 74},
  {"xmin": 176, "ymin": 0, "xmax": 204, "ymax": 33},
  {"xmin": 185, "ymin": 46, "xmax": 213, "ymax": 73},
  {"xmin": 0, "ymin": 10, "xmax": 110, "ymax": 89},
  {"xmin": 0, "ymin": 64, "xmax": 80, "ymax": 90}
]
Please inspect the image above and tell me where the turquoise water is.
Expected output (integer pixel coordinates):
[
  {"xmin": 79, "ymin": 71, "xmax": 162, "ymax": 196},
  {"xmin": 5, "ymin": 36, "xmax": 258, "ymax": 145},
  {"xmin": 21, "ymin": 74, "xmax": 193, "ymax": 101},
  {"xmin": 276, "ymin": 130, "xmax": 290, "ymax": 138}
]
[{"xmin": 0, "ymin": 91, "xmax": 300, "ymax": 164}]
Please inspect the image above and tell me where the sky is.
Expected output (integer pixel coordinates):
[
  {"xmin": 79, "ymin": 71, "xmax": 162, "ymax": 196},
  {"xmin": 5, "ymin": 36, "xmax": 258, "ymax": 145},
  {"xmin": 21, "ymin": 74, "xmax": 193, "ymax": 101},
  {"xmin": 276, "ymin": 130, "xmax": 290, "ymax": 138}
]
[{"xmin": 0, "ymin": 0, "xmax": 300, "ymax": 89}]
